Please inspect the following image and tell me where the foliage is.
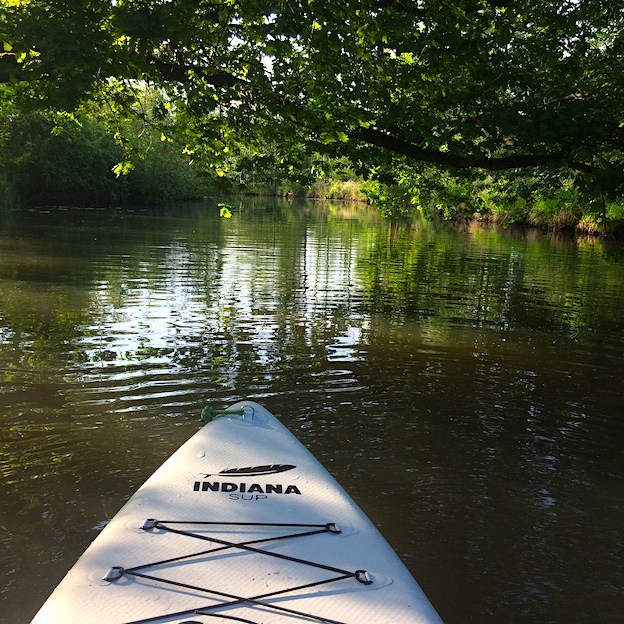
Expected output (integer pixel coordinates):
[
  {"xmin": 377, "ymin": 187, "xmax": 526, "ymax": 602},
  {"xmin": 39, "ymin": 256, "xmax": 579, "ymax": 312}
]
[
  {"xmin": 1, "ymin": 0, "xmax": 623, "ymax": 204},
  {"xmin": 0, "ymin": 107, "xmax": 122, "ymax": 205},
  {"xmin": 224, "ymin": 148, "xmax": 366, "ymax": 199},
  {"xmin": 0, "ymin": 102, "xmax": 203, "ymax": 207},
  {"xmin": 218, "ymin": 202, "xmax": 233, "ymax": 218}
]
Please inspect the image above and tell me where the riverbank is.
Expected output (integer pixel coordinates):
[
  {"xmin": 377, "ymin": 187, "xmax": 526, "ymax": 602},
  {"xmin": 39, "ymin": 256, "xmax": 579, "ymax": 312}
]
[
  {"xmin": 3, "ymin": 166, "xmax": 624, "ymax": 239},
  {"xmin": 469, "ymin": 209, "xmax": 624, "ymax": 239},
  {"xmin": 239, "ymin": 179, "xmax": 624, "ymax": 239}
]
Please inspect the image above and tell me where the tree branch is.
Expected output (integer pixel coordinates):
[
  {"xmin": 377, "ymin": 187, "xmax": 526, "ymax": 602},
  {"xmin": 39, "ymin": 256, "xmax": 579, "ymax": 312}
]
[
  {"xmin": 0, "ymin": 54, "xmax": 19, "ymax": 84},
  {"xmin": 353, "ymin": 127, "xmax": 572, "ymax": 171},
  {"xmin": 150, "ymin": 59, "xmax": 243, "ymax": 88}
]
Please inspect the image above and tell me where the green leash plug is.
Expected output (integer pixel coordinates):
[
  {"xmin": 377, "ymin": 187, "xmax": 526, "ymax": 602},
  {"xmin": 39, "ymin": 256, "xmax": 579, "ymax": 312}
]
[{"xmin": 201, "ymin": 406, "xmax": 245, "ymax": 422}]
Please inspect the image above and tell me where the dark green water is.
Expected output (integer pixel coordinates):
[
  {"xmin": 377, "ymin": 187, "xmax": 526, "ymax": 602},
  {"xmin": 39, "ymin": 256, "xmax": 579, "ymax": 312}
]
[{"xmin": 1, "ymin": 200, "xmax": 622, "ymax": 623}]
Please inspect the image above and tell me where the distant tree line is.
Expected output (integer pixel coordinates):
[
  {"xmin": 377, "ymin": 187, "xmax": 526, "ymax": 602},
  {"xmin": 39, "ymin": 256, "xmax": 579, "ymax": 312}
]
[
  {"xmin": 0, "ymin": 101, "xmax": 371, "ymax": 208},
  {"xmin": 0, "ymin": 103, "xmax": 205, "ymax": 208},
  {"xmin": 2, "ymin": 99, "xmax": 624, "ymax": 236}
]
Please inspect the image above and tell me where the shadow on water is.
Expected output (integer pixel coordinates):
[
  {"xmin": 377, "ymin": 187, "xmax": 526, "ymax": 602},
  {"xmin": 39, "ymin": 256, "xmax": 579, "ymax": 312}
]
[{"xmin": 0, "ymin": 201, "xmax": 623, "ymax": 623}]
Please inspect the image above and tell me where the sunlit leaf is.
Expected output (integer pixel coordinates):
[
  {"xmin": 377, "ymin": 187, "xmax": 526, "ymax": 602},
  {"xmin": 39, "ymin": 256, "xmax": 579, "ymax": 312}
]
[{"xmin": 218, "ymin": 202, "xmax": 233, "ymax": 218}]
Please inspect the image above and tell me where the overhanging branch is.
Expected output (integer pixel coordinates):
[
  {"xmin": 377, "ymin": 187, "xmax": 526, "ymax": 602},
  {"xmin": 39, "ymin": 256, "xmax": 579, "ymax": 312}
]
[
  {"xmin": 354, "ymin": 127, "xmax": 571, "ymax": 171},
  {"xmin": 0, "ymin": 54, "xmax": 19, "ymax": 83},
  {"xmin": 151, "ymin": 59, "xmax": 243, "ymax": 88}
]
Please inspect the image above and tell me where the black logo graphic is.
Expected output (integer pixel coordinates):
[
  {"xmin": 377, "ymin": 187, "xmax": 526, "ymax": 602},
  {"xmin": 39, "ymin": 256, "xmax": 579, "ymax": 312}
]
[{"xmin": 205, "ymin": 464, "xmax": 296, "ymax": 478}]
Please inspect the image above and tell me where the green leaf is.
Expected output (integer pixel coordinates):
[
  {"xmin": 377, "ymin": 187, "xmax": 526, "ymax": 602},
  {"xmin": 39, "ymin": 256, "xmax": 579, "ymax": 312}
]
[
  {"xmin": 218, "ymin": 202, "xmax": 233, "ymax": 218},
  {"xmin": 112, "ymin": 161, "xmax": 135, "ymax": 177}
]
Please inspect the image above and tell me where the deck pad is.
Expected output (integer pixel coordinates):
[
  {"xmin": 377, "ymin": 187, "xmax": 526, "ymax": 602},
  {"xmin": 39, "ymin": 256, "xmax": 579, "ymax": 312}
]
[{"xmin": 31, "ymin": 401, "xmax": 443, "ymax": 624}]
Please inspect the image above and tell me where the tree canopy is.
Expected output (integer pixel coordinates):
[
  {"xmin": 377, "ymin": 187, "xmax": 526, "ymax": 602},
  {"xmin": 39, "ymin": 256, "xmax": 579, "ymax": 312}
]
[{"xmin": 2, "ymin": 1, "xmax": 624, "ymax": 196}]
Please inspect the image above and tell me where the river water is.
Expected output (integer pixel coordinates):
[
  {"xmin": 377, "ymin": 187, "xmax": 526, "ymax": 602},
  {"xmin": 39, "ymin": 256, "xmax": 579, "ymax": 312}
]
[{"xmin": 0, "ymin": 200, "xmax": 622, "ymax": 623}]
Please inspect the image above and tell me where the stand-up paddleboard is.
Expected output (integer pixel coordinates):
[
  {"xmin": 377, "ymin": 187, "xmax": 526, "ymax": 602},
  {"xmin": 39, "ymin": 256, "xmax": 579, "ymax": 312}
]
[{"xmin": 31, "ymin": 401, "xmax": 443, "ymax": 624}]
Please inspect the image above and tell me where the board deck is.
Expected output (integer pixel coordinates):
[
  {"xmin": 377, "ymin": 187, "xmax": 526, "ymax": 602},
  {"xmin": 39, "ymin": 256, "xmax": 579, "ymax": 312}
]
[{"xmin": 31, "ymin": 401, "xmax": 444, "ymax": 624}]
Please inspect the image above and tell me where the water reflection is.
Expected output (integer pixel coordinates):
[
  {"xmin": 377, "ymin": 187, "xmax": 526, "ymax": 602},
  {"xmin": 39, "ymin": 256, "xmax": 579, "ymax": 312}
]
[{"xmin": 0, "ymin": 202, "xmax": 623, "ymax": 623}]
